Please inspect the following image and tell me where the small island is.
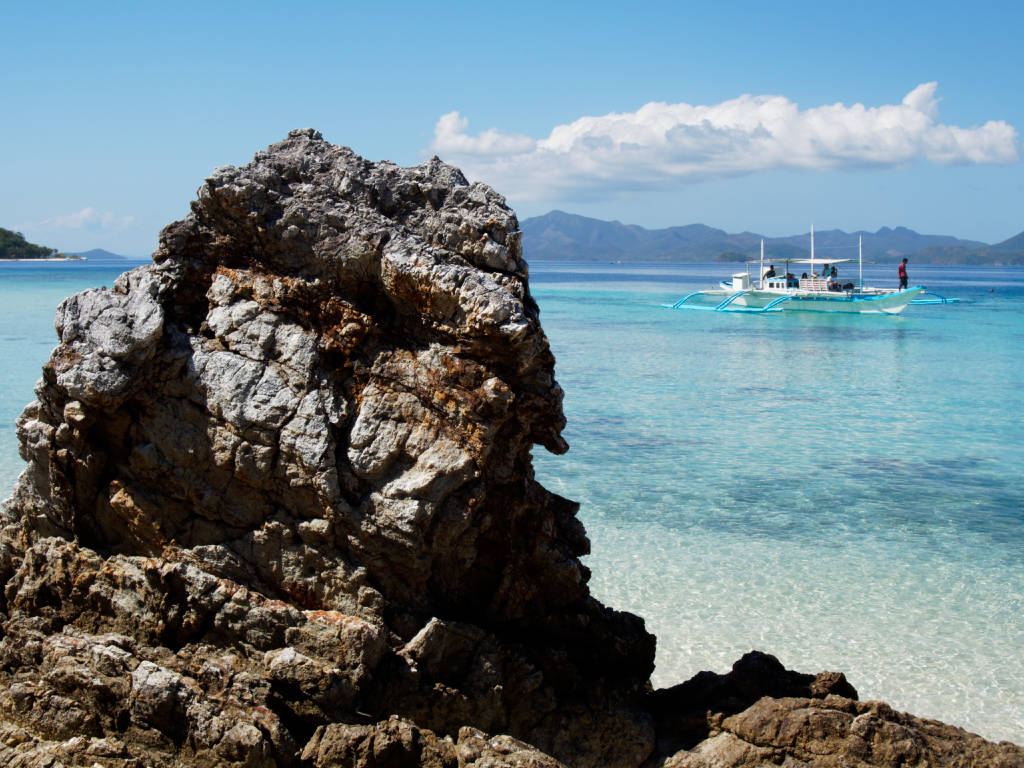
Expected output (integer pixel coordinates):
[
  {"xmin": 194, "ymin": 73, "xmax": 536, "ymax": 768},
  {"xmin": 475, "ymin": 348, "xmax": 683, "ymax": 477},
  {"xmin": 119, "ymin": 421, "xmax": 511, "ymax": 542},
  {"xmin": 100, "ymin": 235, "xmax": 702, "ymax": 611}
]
[{"xmin": 0, "ymin": 226, "xmax": 83, "ymax": 260}]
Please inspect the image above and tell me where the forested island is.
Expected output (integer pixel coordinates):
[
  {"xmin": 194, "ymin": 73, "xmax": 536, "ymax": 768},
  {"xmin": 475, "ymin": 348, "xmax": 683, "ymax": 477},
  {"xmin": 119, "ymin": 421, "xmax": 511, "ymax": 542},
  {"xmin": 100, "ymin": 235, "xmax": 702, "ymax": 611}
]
[{"xmin": 0, "ymin": 227, "xmax": 79, "ymax": 260}]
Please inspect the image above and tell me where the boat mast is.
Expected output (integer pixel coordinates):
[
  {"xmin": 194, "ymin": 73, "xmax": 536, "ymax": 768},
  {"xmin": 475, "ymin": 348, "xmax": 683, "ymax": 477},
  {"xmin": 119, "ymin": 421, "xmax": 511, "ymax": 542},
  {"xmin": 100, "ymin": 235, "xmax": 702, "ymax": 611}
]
[
  {"xmin": 811, "ymin": 224, "xmax": 815, "ymax": 267},
  {"xmin": 760, "ymin": 239, "xmax": 764, "ymax": 287},
  {"xmin": 859, "ymin": 236, "xmax": 864, "ymax": 291}
]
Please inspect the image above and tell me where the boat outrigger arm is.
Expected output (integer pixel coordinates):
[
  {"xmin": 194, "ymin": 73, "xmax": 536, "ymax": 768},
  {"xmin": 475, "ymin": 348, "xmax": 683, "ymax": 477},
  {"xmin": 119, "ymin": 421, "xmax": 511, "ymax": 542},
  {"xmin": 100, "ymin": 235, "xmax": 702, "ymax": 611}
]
[
  {"xmin": 911, "ymin": 291, "xmax": 962, "ymax": 305},
  {"xmin": 664, "ymin": 228, "xmax": 960, "ymax": 314}
]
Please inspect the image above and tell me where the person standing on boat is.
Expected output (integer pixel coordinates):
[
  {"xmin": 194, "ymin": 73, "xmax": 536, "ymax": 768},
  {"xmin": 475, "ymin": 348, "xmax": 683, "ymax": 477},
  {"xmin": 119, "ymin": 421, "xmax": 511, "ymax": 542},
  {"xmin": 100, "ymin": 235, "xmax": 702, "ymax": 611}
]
[
  {"xmin": 814, "ymin": 262, "xmax": 829, "ymax": 279},
  {"xmin": 898, "ymin": 258, "xmax": 909, "ymax": 290},
  {"xmin": 827, "ymin": 265, "xmax": 840, "ymax": 291},
  {"xmin": 763, "ymin": 264, "xmax": 776, "ymax": 278}
]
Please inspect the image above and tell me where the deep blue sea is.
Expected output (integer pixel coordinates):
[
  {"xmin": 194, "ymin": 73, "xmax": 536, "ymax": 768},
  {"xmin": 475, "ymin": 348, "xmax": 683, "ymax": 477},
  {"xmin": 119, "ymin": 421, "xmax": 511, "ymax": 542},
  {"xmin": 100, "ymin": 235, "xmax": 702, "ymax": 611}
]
[{"xmin": 2, "ymin": 258, "xmax": 1022, "ymax": 744}]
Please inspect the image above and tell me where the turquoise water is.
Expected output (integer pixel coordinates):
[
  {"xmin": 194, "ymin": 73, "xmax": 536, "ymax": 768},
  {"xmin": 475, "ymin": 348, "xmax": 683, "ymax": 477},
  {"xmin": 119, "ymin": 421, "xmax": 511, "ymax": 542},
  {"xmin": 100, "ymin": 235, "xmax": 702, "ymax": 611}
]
[
  {"xmin": 530, "ymin": 261, "xmax": 1023, "ymax": 745},
  {"xmin": 1, "ymin": 258, "xmax": 1022, "ymax": 744},
  {"xmin": 0, "ymin": 259, "xmax": 150, "ymax": 492}
]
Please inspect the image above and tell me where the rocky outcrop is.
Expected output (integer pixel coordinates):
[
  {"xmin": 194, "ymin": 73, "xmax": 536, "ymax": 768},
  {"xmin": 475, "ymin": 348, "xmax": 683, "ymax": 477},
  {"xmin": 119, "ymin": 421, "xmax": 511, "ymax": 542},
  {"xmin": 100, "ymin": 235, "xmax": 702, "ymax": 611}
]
[
  {"xmin": 665, "ymin": 694, "xmax": 1024, "ymax": 768},
  {"xmin": 0, "ymin": 130, "xmax": 1020, "ymax": 768}
]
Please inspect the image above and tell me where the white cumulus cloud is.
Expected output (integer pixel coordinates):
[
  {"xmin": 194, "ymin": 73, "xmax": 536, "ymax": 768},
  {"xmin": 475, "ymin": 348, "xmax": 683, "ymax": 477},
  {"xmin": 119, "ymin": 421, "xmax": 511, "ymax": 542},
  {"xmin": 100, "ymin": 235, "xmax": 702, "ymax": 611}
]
[
  {"xmin": 21, "ymin": 207, "xmax": 135, "ymax": 233},
  {"xmin": 433, "ymin": 112, "xmax": 536, "ymax": 156},
  {"xmin": 427, "ymin": 83, "xmax": 1019, "ymax": 199}
]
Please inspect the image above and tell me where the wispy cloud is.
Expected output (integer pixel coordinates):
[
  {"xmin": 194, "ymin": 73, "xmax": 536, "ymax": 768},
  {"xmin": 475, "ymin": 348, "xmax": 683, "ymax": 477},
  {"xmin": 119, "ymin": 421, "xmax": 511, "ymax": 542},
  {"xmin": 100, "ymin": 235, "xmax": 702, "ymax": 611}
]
[
  {"xmin": 20, "ymin": 207, "xmax": 135, "ymax": 232},
  {"xmin": 428, "ymin": 83, "xmax": 1020, "ymax": 199}
]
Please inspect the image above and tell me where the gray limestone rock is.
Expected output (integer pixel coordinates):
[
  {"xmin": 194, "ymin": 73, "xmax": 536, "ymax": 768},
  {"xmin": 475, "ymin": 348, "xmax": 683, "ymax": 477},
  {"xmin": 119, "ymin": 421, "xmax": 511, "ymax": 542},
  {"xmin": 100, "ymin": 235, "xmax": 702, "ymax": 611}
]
[{"xmin": 0, "ymin": 130, "xmax": 650, "ymax": 767}]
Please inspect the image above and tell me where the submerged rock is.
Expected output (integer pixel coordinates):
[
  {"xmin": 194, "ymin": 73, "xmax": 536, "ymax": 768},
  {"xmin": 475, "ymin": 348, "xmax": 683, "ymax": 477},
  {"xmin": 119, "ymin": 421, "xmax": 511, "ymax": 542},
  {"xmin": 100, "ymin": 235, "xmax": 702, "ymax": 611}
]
[{"xmin": 0, "ymin": 130, "xmax": 1019, "ymax": 767}]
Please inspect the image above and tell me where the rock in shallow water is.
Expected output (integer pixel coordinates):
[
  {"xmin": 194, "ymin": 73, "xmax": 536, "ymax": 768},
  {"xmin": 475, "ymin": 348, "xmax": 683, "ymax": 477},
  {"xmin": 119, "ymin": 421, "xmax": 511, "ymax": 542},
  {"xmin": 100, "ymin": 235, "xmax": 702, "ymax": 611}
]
[{"xmin": 0, "ymin": 130, "xmax": 1019, "ymax": 767}]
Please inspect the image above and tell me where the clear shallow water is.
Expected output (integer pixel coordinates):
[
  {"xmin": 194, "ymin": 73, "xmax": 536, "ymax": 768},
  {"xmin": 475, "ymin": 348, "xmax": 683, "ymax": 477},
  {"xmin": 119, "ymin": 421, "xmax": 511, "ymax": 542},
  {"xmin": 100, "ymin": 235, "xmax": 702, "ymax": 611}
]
[
  {"xmin": 1, "ymin": 258, "xmax": 1021, "ymax": 744},
  {"xmin": 530, "ymin": 261, "xmax": 1024, "ymax": 745},
  {"xmin": 0, "ymin": 259, "xmax": 150, "ymax": 491}
]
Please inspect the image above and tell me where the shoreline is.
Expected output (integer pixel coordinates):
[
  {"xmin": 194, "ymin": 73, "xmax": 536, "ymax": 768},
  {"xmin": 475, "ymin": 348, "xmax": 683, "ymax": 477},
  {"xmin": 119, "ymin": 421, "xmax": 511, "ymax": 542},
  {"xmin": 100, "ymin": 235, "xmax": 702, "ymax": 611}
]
[{"xmin": 0, "ymin": 257, "xmax": 88, "ymax": 262}]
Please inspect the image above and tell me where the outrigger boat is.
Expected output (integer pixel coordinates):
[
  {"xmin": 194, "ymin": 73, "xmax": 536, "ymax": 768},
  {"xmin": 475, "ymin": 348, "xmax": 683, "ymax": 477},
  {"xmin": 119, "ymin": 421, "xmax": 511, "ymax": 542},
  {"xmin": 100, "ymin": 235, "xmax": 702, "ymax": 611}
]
[{"xmin": 666, "ymin": 228, "xmax": 934, "ymax": 314}]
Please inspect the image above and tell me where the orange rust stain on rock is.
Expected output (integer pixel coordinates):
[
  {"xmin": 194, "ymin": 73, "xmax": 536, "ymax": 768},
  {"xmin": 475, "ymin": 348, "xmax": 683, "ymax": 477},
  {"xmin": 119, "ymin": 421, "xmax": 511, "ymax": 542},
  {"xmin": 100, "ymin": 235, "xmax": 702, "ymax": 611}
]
[
  {"xmin": 280, "ymin": 579, "xmax": 322, "ymax": 610},
  {"xmin": 212, "ymin": 265, "xmax": 333, "ymax": 320},
  {"xmin": 319, "ymin": 297, "xmax": 372, "ymax": 357},
  {"xmin": 213, "ymin": 265, "xmax": 243, "ymax": 281},
  {"xmin": 49, "ymin": 347, "xmax": 83, "ymax": 373},
  {"xmin": 257, "ymin": 597, "xmax": 295, "ymax": 613},
  {"xmin": 306, "ymin": 609, "xmax": 356, "ymax": 626}
]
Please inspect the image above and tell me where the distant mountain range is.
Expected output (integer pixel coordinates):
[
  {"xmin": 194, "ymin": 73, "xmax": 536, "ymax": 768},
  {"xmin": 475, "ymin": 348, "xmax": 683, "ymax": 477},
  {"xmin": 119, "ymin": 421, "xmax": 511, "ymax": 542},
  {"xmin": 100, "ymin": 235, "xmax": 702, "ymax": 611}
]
[
  {"xmin": 520, "ymin": 211, "xmax": 1024, "ymax": 265},
  {"xmin": 70, "ymin": 248, "xmax": 138, "ymax": 260},
  {"xmin": 7, "ymin": 216, "xmax": 1021, "ymax": 266}
]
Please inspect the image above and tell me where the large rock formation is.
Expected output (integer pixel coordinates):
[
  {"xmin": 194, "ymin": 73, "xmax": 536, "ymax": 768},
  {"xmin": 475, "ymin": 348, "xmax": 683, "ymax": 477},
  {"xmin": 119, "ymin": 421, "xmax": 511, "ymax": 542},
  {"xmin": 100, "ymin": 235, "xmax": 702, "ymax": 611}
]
[{"xmin": 0, "ymin": 130, "xmax": 1020, "ymax": 768}]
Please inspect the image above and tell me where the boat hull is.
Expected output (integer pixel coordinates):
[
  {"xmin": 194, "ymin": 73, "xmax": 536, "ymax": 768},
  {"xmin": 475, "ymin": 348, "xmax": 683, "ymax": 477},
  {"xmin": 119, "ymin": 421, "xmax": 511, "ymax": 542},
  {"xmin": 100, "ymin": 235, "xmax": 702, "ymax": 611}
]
[{"xmin": 724, "ymin": 286, "xmax": 924, "ymax": 314}]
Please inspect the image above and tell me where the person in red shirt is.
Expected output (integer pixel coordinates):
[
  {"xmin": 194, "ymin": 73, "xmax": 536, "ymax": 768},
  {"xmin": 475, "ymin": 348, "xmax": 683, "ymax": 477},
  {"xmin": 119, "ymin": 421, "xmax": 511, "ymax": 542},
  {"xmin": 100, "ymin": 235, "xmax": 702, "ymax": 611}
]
[{"xmin": 898, "ymin": 258, "xmax": 909, "ymax": 290}]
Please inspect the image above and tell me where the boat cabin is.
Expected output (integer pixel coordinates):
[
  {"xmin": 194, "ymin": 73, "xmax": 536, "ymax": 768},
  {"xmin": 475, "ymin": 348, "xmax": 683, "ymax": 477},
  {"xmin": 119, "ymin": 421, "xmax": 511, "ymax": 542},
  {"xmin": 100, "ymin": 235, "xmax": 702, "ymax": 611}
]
[
  {"xmin": 728, "ymin": 272, "xmax": 751, "ymax": 291},
  {"xmin": 763, "ymin": 275, "xmax": 798, "ymax": 290}
]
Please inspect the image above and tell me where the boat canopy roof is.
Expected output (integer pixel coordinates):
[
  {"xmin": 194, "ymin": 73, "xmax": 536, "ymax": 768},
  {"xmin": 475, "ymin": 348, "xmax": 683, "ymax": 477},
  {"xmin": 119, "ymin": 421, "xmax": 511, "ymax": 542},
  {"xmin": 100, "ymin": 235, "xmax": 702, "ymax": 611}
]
[
  {"xmin": 790, "ymin": 257, "xmax": 853, "ymax": 266},
  {"xmin": 746, "ymin": 258, "xmax": 853, "ymax": 266}
]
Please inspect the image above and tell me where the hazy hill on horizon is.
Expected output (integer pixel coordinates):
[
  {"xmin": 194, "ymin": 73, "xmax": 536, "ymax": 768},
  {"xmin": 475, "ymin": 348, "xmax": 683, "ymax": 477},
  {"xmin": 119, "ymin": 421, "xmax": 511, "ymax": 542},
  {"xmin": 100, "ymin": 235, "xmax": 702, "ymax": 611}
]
[
  {"xmin": 520, "ymin": 210, "xmax": 1024, "ymax": 265},
  {"xmin": 70, "ymin": 248, "xmax": 139, "ymax": 260}
]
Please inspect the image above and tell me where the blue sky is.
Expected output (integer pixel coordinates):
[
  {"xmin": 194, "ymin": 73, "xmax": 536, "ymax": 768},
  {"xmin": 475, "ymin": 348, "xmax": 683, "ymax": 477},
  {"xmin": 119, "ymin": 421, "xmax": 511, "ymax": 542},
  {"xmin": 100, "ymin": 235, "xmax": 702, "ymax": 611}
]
[{"xmin": 3, "ymin": 0, "xmax": 1022, "ymax": 256}]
